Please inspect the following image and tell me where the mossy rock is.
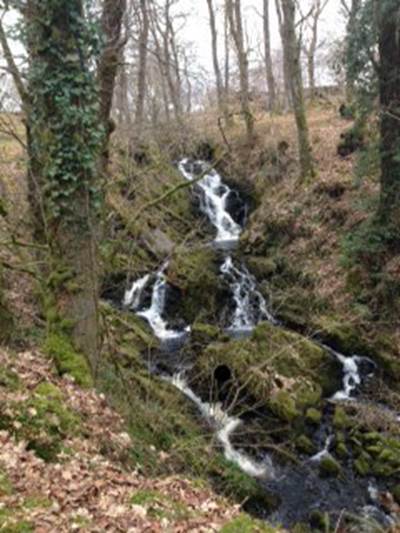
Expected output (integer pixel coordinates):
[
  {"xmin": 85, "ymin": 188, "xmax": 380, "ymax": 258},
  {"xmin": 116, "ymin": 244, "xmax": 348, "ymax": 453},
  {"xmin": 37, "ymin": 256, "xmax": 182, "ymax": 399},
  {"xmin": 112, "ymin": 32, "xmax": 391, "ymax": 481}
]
[
  {"xmin": 246, "ymin": 257, "xmax": 277, "ymax": 279},
  {"xmin": 312, "ymin": 315, "xmax": 371, "ymax": 356},
  {"xmin": 191, "ymin": 323, "xmax": 221, "ymax": 346},
  {"xmin": 44, "ymin": 333, "xmax": 93, "ymax": 388},
  {"xmin": 305, "ymin": 408, "xmax": 322, "ymax": 425},
  {"xmin": 354, "ymin": 454, "xmax": 371, "ymax": 476},
  {"xmin": 333, "ymin": 406, "xmax": 351, "ymax": 429},
  {"xmin": 168, "ymin": 247, "xmax": 221, "ymax": 323},
  {"xmin": 319, "ymin": 455, "xmax": 342, "ymax": 477},
  {"xmin": 195, "ymin": 322, "xmax": 335, "ymax": 421},
  {"xmin": 296, "ymin": 435, "xmax": 316, "ymax": 455}
]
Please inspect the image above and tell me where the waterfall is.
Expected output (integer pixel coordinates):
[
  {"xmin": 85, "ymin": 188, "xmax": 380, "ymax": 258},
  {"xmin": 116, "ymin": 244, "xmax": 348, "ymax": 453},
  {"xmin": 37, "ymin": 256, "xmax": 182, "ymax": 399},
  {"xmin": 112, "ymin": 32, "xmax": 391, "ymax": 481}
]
[{"xmin": 122, "ymin": 158, "xmax": 380, "ymax": 495}]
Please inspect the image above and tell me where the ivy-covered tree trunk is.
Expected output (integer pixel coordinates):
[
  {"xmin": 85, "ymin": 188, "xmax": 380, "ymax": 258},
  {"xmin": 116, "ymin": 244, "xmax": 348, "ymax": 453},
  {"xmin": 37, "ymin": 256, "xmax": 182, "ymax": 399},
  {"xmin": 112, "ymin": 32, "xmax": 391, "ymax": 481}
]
[
  {"xmin": 26, "ymin": 0, "xmax": 103, "ymax": 375},
  {"xmin": 377, "ymin": 0, "xmax": 400, "ymax": 230}
]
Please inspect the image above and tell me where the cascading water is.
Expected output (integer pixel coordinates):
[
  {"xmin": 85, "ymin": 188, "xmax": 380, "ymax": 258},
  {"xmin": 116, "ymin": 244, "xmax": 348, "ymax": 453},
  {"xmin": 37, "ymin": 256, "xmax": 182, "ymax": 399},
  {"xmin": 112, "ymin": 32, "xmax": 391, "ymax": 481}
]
[
  {"xmin": 220, "ymin": 256, "xmax": 277, "ymax": 333},
  {"xmin": 178, "ymin": 159, "xmax": 242, "ymax": 244},
  {"xmin": 124, "ymin": 262, "xmax": 189, "ymax": 346},
  {"xmin": 121, "ymin": 158, "xmax": 395, "ymax": 528}
]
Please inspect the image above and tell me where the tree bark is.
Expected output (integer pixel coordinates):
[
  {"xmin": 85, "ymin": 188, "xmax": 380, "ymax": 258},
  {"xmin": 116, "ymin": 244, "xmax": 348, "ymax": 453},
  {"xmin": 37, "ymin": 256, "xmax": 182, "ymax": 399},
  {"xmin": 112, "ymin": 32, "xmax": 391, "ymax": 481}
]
[
  {"xmin": 206, "ymin": 0, "xmax": 224, "ymax": 112},
  {"xmin": 227, "ymin": 0, "xmax": 254, "ymax": 142},
  {"xmin": 377, "ymin": 0, "xmax": 400, "ymax": 228},
  {"xmin": 26, "ymin": 0, "xmax": 104, "ymax": 375},
  {"xmin": 275, "ymin": 0, "xmax": 292, "ymax": 110},
  {"xmin": 135, "ymin": 0, "xmax": 150, "ymax": 133},
  {"xmin": 280, "ymin": 0, "xmax": 314, "ymax": 180},
  {"xmin": 98, "ymin": 0, "xmax": 127, "ymax": 172},
  {"xmin": 263, "ymin": 0, "xmax": 277, "ymax": 111}
]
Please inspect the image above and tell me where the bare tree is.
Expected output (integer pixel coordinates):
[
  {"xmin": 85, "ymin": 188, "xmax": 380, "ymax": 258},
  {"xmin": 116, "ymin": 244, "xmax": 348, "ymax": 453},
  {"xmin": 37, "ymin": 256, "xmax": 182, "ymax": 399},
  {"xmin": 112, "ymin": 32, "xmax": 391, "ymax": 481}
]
[
  {"xmin": 280, "ymin": 0, "xmax": 314, "ymax": 179},
  {"xmin": 340, "ymin": 0, "xmax": 361, "ymax": 102},
  {"xmin": 135, "ymin": 0, "xmax": 150, "ymax": 133},
  {"xmin": 98, "ymin": 0, "xmax": 127, "ymax": 171},
  {"xmin": 302, "ymin": 0, "xmax": 330, "ymax": 99},
  {"xmin": 226, "ymin": 0, "xmax": 254, "ymax": 142},
  {"xmin": 275, "ymin": 0, "xmax": 292, "ymax": 109},
  {"xmin": 206, "ymin": 0, "xmax": 224, "ymax": 114},
  {"xmin": 263, "ymin": 0, "xmax": 277, "ymax": 111}
]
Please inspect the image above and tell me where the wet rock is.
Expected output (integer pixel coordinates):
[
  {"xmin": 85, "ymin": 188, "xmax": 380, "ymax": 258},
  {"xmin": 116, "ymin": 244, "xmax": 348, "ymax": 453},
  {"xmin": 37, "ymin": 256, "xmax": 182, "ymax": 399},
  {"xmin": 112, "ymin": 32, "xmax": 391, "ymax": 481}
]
[
  {"xmin": 194, "ymin": 321, "xmax": 336, "ymax": 424},
  {"xmin": 142, "ymin": 229, "xmax": 175, "ymax": 257},
  {"xmin": 168, "ymin": 247, "xmax": 222, "ymax": 323}
]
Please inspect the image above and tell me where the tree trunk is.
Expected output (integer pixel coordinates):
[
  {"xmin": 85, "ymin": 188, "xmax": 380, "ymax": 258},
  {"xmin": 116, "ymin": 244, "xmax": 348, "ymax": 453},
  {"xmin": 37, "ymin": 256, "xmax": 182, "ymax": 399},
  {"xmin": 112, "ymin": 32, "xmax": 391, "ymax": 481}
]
[
  {"xmin": 377, "ymin": 1, "xmax": 400, "ymax": 228},
  {"xmin": 98, "ymin": 0, "xmax": 127, "ymax": 172},
  {"xmin": 263, "ymin": 0, "xmax": 277, "ymax": 111},
  {"xmin": 206, "ymin": 0, "xmax": 224, "ymax": 112},
  {"xmin": 344, "ymin": 0, "xmax": 362, "ymax": 102},
  {"xmin": 135, "ymin": 0, "xmax": 150, "ymax": 133},
  {"xmin": 275, "ymin": 0, "xmax": 292, "ymax": 110},
  {"xmin": 26, "ymin": 0, "xmax": 104, "ymax": 374},
  {"xmin": 280, "ymin": 0, "xmax": 314, "ymax": 180},
  {"xmin": 227, "ymin": 0, "xmax": 254, "ymax": 142}
]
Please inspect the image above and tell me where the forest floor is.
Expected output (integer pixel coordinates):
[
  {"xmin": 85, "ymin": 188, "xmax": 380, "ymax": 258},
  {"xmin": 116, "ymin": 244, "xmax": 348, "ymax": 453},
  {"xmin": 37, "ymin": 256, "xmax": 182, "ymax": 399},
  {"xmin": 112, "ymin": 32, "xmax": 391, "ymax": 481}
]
[{"xmin": 0, "ymin": 346, "xmax": 265, "ymax": 532}]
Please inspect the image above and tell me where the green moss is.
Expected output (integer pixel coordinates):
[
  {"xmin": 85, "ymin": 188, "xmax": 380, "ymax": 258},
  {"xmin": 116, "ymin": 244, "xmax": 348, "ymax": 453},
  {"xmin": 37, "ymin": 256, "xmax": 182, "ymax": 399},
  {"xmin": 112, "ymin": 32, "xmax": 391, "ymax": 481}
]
[
  {"xmin": 130, "ymin": 489, "xmax": 192, "ymax": 521},
  {"xmin": 296, "ymin": 435, "xmax": 316, "ymax": 455},
  {"xmin": 270, "ymin": 390, "xmax": 299, "ymax": 422},
  {"xmin": 305, "ymin": 407, "xmax": 322, "ymax": 425},
  {"xmin": 221, "ymin": 514, "xmax": 278, "ymax": 533},
  {"xmin": 0, "ymin": 365, "xmax": 21, "ymax": 391},
  {"xmin": 168, "ymin": 247, "xmax": 220, "ymax": 323},
  {"xmin": 354, "ymin": 454, "xmax": 371, "ymax": 476},
  {"xmin": 312, "ymin": 315, "xmax": 370, "ymax": 356},
  {"xmin": 336, "ymin": 442, "xmax": 349, "ymax": 458},
  {"xmin": 0, "ymin": 469, "xmax": 13, "ymax": 496},
  {"xmin": 333, "ymin": 406, "xmax": 350, "ymax": 429},
  {"xmin": 247, "ymin": 257, "xmax": 277, "ymax": 279},
  {"xmin": 1, "ymin": 383, "xmax": 81, "ymax": 462},
  {"xmin": 44, "ymin": 333, "xmax": 93, "ymax": 388},
  {"xmin": 23, "ymin": 495, "xmax": 52, "ymax": 509},
  {"xmin": 195, "ymin": 322, "xmax": 330, "ymax": 422},
  {"xmin": 319, "ymin": 455, "xmax": 342, "ymax": 477}
]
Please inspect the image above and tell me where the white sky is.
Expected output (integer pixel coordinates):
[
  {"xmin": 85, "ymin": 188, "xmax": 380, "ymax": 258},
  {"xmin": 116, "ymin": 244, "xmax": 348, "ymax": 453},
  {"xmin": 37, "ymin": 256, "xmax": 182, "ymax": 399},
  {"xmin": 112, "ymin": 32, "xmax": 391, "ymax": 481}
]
[{"xmin": 178, "ymin": 0, "xmax": 346, "ymax": 80}]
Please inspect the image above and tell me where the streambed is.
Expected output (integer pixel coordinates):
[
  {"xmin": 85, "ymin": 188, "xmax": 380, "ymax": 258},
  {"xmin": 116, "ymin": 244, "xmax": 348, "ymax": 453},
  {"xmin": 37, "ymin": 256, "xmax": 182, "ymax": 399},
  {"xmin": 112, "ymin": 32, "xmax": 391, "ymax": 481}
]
[{"xmin": 122, "ymin": 158, "xmax": 398, "ymax": 529}]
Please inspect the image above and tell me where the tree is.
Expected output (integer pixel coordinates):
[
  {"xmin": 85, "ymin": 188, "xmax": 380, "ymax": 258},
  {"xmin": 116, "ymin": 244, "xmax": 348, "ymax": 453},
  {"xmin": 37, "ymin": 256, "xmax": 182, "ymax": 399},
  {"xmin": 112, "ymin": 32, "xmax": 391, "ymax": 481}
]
[
  {"xmin": 98, "ymin": 0, "xmax": 127, "ymax": 171},
  {"xmin": 279, "ymin": 0, "xmax": 314, "ymax": 179},
  {"xmin": 303, "ymin": 0, "xmax": 330, "ymax": 99},
  {"xmin": 135, "ymin": 0, "xmax": 150, "ymax": 133},
  {"xmin": 376, "ymin": 0, "xmax": 400, "ymax": 228},
  {"xmin": 275, "ymin": 0, "xmax": 292, "ymax": 109},
  {"xmin": 263, "ymin": 0, "xmax": 277, "ymax": 111},
  {"xmin": 23, "ymin": 0, "xmax": 110, "ymax": 375},
  {"xmin": 226, "ymin": 0, "xmax": 254, "ymax": 142},
  {"xmin": 341, "ymin": 0, "xmax": 362, "ymax": 102},
  {"xmin": 206, "ymin": 0, "xmax": 225, "ymax": 116}
]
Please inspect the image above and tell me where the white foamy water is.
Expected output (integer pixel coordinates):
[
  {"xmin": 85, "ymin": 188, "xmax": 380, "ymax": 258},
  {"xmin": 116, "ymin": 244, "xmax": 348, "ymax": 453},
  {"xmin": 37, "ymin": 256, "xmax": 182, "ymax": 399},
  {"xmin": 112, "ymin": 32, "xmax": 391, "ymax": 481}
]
[
  {"xmin": 179, "ymin": 159, "xmax": 242, "ymax": 243},
  {"xmin": 124, "ymin": 274, "xmax": 150, "ymax": 308},
  {"xmin": 124, "ymin": 263, "xmax": 189, "ymax": 342},
  {"xmin": 221, "ymin": 256, "xmax": 277, "ymax": 332},
  {"xmin": 321, "ymin": 345, "xmax": 375, "ymax": 401},
  {"xmin": 165, "ymin": 373, "xmax": 273, "ymax": 479}
]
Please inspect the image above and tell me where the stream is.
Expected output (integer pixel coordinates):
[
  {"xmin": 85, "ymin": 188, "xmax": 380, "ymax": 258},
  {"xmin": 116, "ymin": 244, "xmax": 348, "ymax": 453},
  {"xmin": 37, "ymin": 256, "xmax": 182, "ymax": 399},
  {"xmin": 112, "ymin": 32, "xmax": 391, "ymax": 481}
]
[{"xmin": 123, "ymin": 158, "xmax": 396, "ymax": 529}]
